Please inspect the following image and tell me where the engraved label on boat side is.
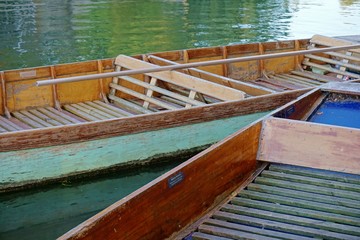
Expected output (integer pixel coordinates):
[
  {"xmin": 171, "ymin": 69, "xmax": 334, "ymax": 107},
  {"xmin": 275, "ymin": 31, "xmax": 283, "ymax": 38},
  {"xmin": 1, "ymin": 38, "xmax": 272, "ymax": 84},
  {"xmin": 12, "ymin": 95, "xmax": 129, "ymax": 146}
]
[
  {"xmin": 20, "ymin": 70, "xmax": 37, "ymax": 79},
  {"xmin": 275, "ymin": 105, "xmax": 295, "ymax": 118},
  {"xmin": 168, "ymin": 172, "xmax": 184, "ymax": 188}
]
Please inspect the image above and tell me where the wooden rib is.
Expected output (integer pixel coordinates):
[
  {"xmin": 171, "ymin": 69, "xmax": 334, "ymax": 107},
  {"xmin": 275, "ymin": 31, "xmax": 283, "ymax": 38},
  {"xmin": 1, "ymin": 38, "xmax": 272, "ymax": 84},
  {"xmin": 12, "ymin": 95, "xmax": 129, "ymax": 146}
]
[
  {"xmin": 63, "ymin": 105, "xmax": 100, "ymax": 121},
  {"xmin": 45, "ymin": 107, "xmax": 83, "ymax": 123},
  {"xmin": 115, "ymin": 55, "xmax": 245, "ymax": 101},
  {"xmin": 258, "ymin": 42, "xmax": 265, "ymax": 76},
  {"xmin": 294, "ymin": 40, "xmax": 301, "ymax": 69},
  {"xmin": 108, "ymin": 95, "xmax": 152, "ymax": 114},
  {"xmin": 97, "ymin": 60, "xmax": 108, "ymax": 103},
  {"xmin": 50, "ymin": 66, "xmax": 61, "ymax": 110},
  {"xmin": 28, "ymin": 109, "xmax": 63, "ymax": 126},
  {"xmin": 0, "ymin": 71, "xmax": 10, "ymax": 118},
  {"xmin": 291, "ymin": 70, "xmax": 338, "ymax": 83},
  {"xmin": 109, "ymin": 83, "xmax": 178, "ymax": 110},
  {"xmin": 76, "ymin": 102, "xmax": 116, "ymax": 119},
  {"xmin": 305, "ymin": 54, "xmax": 360, "ymax": 72},
  {"xmin": 92, "ymin": 100, "xmax": 133, "ymax": 116},
  {"xmin": 302, "ymin": 61, "xmax": 360, "ymax": 78},
  {"xmin": 0, "ymin": 115, "xmax": 22, "ymax": 131},
  {"xmin": 36, "ymin": 108, "xmax": 73, "ymax": 125},
  {"xmin": 12, "ymin": 112, "xmax": 44, "ymax": 128},
  {"xmin": 84, "ymin": 101, "xmax": 125, "ymax": 118},
  {"xmin": 222, "ymin": 46, "xmax": 228, "ymax": 77}
]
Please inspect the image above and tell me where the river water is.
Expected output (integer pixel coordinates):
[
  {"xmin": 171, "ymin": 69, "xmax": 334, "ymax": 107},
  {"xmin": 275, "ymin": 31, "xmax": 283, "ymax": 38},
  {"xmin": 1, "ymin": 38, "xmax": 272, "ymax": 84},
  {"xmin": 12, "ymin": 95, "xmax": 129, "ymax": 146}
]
[
  {"xmin": 0, "ymin": 0, "xmax": 360, "ymax": 239},
  {"xmin": 0, "ymin": 0, "xmax": 360, "ymax": 70}
]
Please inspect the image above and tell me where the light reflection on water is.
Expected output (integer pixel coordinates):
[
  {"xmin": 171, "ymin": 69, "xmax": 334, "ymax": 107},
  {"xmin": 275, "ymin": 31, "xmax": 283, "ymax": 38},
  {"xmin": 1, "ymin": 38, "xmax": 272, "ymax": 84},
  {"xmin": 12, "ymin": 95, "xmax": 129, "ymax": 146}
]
[{"xmin": 0, "ymin": 0, "xmax": 359, "ymax": 70}]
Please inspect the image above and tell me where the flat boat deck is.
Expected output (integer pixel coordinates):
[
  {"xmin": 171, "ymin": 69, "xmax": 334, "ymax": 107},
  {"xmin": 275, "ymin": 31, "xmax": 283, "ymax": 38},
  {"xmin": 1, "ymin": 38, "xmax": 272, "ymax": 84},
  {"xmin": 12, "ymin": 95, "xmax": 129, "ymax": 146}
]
[{"xmin": 192, "ymin": 164, "xmax": 360, "ymax": 240}]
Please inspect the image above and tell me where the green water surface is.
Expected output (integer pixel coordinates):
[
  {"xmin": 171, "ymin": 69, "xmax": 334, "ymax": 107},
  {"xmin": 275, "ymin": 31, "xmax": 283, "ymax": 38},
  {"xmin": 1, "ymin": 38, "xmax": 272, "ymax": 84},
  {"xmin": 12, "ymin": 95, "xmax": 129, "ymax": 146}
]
[{"xmin": 1, "ymin": 0, "xmax": 359, "ymax": 70}]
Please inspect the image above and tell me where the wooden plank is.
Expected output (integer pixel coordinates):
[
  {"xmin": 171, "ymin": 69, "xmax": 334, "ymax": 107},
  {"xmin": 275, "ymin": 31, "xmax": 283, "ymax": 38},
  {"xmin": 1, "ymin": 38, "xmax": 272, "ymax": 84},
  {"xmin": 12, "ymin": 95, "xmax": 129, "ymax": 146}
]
[
  {"xmin": 92, "ymin": 100, "xmax": 133, "ymax": 117},
  {"xmin": 238, "ymin": 190, "xmax": 360, "ymax": 217},
  {"xmin": 76, "ymin": 102, "xmax": 116, "ymax": 119},
  {"xmin": 84, "ymin": 101, "xmax": 125, "ymax": 118},
  {"xmin": 12, "ymin": 112, "xmax": 43, "ymax": 128},
  {"xmin": 231, "ymin": 196, "xmax": 360, "ymax": 227},
  {"xmin": 192, "ymin": 231, "xmax": 232, "ymax": 240},
  {"xmin": 37, "ymin": 107, "xmax": 73, "ymax": 125},
  {"xmin": 28, "ymin": 109, "xmax": 63, "ymax": 126},
  {"xmin": 69, "ymin": 103, "xmax": 109, "ymax": 120},
  {"xmin": 246, "ymin": 182, "xmax": 360, "ymax": 209},
  {"xmin": 63, "ymin": 105, "xmax": 100, "ymax": 121},
  {"xmin": 221, "ymin": 204, "xmax": 360, "ymax": 236},
  {"xmin": 45, "ymin": 107, "xmax": 83, "ymax": 123},
  {"xmin": 279, "ymin": 74, "xmax": 320, "ymax": 86},
  {"xmin": 255, "ymin": 176, "xmax": 360, "ymax": 201},
  {"xmin": 273, "ymin": 74, "xmax": 314, "ymax": 87},
  {"xmin": 108, "ymin": 94, "xmax": 153, "ymax": 114},
  {"xmin": 197, "ymin": 224, "xmax": 275, "ymax": 240},
  {"xmin": 0, "ymin": 116, "xmax": 21, "ymax": 131},
  {"xmin": 118, "ymin": 76, "xmax": 204, "ymax": 106},
  {"xmin": 321, "ymin": 82, "xmax": 360, "ymax": 95},
  {"xmin": 305, "ymin": 54, "xmax": 360, "ymax": 72},
  {"xmin": 203, "ymin": 218, "xmax": 313, "ymax": 240},
  {"xmin": 258, "ymin": 117, "xmax": 360, "ymax": 174},
  {"xmin": 303, "ymin": 61, "xmax": 360, "ymax": 78},
  {"xmin": 213, "ymin": 211, "xmax": 359, "ymax": 240},
  {"xmin": 269, "ymin": 164, "xmax": 360, "ymax": 185},
  {"xmin": 115, "ymin": 55, "xmax": 245, "ymax": 101},
  {"xmin": 261, "ymin": 170, "xmax": 360, "ymax": 192},
  {"xmin": 0, "ymin": 125, "xmax": 8, "ymax": 133},
  {"xmin": 19, "ymin": 111, "xmax": 55, "ymax": 127},
  {"xmin": 291, "ymin": 70, "xmax": 338, "ymax": 83}
]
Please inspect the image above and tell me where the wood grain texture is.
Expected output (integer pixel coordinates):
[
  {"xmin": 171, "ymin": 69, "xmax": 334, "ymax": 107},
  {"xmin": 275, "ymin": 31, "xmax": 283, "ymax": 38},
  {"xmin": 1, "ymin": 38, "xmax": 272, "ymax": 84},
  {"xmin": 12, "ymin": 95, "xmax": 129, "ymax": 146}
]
[
  {"xmin": 258, "ymin": 117, "xmax": 360, "ymax": 174},
  {"xmin": 0, "ymin": 89, "xmax": 307, "ymax": 152},
  {"xmin": 59, "ymin": 121, "xmax": 262, "ymax": 240}
]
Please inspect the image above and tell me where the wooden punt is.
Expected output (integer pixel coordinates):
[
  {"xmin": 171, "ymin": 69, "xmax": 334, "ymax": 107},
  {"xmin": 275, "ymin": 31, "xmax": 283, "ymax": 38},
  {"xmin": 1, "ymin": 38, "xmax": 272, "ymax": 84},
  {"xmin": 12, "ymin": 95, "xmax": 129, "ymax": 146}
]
[
  {"xmin": 1, "ymin": 35, "xmax": 360, "ymax": 192},
  {"xmin": 59, "ymin": 82, "xmax": 360, "ymax": 240}
]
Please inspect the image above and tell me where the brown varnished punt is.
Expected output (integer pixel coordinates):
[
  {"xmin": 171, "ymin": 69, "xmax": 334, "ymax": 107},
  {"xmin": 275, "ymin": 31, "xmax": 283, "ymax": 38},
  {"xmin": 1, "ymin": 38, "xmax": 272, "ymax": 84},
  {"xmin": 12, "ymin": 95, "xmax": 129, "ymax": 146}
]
[{"xmin": 59, "ymin": 121, "xmax": 263, "ymax": 240}]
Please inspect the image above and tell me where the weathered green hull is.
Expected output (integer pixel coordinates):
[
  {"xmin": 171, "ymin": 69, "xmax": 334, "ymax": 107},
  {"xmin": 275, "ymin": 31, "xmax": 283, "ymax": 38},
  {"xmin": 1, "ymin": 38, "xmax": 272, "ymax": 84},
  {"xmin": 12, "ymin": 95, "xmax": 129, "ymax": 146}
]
[{"xmin": 0, "ymin": 111, "xmax": 269, "ymax": 191}]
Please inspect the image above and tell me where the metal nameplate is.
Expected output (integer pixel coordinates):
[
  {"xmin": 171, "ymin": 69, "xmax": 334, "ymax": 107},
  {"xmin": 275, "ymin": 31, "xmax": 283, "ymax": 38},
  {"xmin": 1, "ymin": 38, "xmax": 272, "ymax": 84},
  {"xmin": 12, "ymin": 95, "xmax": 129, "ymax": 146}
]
[{"xmin": 168, "ymin": 172, "xmax": 184, "ymax": 188}]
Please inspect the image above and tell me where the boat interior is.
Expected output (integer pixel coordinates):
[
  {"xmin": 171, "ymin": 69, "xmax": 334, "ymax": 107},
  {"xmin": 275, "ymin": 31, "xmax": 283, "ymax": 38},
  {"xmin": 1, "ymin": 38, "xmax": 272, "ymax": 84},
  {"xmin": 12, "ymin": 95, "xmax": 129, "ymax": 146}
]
[
  {"xmin": 59, "ymin": 83, "xmax": 360, "ymax": 240},
  {"xmin": 0, "ymin": 35, "xmax": 359, "ymax": 133}
]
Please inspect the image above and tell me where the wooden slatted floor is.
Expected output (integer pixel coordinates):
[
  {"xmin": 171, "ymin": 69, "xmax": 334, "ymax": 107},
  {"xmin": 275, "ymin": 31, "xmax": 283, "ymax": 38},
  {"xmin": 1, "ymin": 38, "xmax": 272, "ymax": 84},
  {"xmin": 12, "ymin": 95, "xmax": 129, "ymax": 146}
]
[{"xmin": 192, "ymin": 164, "xmax": 360, "ymax": 240}]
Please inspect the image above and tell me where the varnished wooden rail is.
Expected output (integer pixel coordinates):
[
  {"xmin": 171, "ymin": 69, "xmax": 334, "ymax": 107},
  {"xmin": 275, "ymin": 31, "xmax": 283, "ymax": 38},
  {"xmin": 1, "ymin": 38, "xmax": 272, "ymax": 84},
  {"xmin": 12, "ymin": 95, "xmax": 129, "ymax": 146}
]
[{"xmin": 36, "ymin": 44, "xmax": 360, "ymax": 86}]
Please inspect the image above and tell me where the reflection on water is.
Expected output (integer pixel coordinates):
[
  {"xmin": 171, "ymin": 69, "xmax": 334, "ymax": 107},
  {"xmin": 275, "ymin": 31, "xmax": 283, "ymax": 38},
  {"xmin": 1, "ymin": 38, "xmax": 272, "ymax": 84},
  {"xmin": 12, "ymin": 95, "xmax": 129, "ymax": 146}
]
[
  {"xmin": 0, "ymin": 158, "xmax": 185, "ymax": 239},
  {"xmin": 0, "ymin": 0, "xmax": 359, "ymax": 70}
]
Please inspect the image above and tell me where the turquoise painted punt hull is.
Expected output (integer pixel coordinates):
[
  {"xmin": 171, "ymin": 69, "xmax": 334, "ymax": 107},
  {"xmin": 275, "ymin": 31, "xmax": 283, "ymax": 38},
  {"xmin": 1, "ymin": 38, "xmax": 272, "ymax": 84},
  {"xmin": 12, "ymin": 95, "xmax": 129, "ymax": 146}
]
[{"xmin": 0, "ymin": 111, "xmax": 269, "ymax": 191}]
